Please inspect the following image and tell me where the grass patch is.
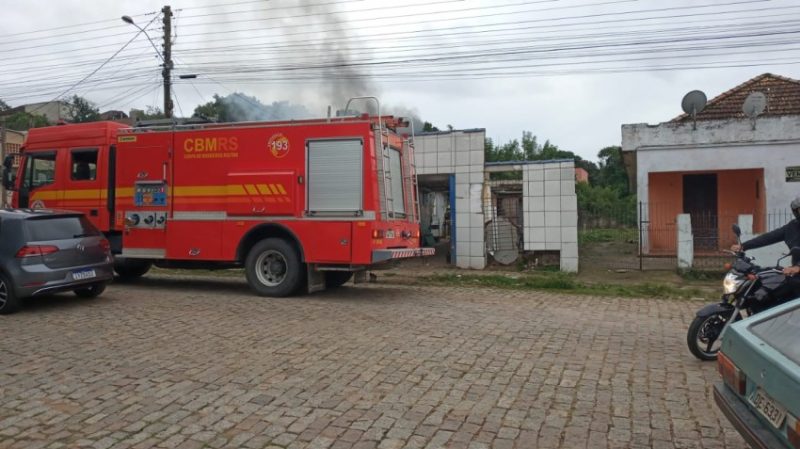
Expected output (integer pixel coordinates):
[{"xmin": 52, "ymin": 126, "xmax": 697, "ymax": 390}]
[
  {"xmin": 416, "ymin": 273, "xmax": 712, "ymax": 300},
  {"xmin": 679, "ymin": 269, "xmax": 726, "ymax": 281},
  {"xmin": 578, "ymin": 228, "xmax": 638, "ymax": 244}
]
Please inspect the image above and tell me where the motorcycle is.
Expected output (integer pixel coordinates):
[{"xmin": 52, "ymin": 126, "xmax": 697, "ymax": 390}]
[{"xmin": 687, "ymin": 224, "xmax": 800, "ymax": 361}]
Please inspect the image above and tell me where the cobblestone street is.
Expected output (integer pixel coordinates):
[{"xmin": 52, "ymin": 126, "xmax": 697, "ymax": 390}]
[{"xmin": 0, "ymin": 276, "xmax": 746, "ymax": 449}]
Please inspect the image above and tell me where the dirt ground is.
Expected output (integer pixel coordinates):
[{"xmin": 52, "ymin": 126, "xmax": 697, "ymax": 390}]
[{"xmin": 388, "ymin": 240, "xmax": 718, "ymax": 292}]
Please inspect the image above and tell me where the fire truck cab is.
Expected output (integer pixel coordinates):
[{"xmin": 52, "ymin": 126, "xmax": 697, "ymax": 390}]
[{"xmin": 3, "ymin": 103, "xmax": 432, "ymax": 296}]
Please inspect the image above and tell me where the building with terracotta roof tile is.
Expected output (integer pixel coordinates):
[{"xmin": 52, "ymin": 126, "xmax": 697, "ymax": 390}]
[{"xmin": 621, "ymin": 73, "xmax": 800, "ymax": 256}]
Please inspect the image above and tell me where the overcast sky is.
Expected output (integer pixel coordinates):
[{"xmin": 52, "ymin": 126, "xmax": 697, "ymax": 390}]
[{"xmin": 1, "ymin": 0, "xmax": 798, "ymax": 161}]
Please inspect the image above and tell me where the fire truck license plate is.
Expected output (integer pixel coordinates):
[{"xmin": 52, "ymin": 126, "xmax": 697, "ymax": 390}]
[
  {"xmin": 72, "ymin": 269, "xmax": 97, "ymax": 281},
  {"xmin": 749, "ymin": 388, "xmax": 786, "ymax": 429}
]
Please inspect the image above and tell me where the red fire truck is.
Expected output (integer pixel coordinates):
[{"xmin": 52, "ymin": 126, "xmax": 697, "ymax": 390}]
[{"xmin": 2, "ymin": 99, "xmax": 433, "ymax": 296}]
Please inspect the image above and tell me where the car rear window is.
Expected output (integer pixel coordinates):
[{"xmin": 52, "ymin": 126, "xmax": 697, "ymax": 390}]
[
  {"xmin": 750, "ymin": 303, "xmax": 800, "ymax": 365},
  {"xmin": 25, "ymin": 216, "xmax": 100, "ymax": 241}
]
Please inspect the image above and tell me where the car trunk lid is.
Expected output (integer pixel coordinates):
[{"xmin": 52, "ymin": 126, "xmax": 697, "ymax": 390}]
[{"xmin": 23, "ymin": 215, "xmax": 108, "ymax": 269}]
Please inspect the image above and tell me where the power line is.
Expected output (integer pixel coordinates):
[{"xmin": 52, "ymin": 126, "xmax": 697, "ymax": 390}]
[
  {"xmin": 0, "ymin": 10, "xmax": 155, "ymax": 39},
  {"xmin": 0, "ymin": 1, "xmax": 785, "ymax": 64},
  {"xmin": 22, "ymin": 14, "xmax": 161, "ymax": 113},
  {"xmin": 172, "ymin": 0, "xmax": 767, "ymax": 41},
  {"xmin": 179, "ymin": 0, "xmax": 367, "ymax": 19}
]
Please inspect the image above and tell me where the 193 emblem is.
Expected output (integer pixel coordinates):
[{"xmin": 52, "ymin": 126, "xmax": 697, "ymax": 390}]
[{"xmin": 268, "ymin": 133, "xmax": 290, "ymax": 158}]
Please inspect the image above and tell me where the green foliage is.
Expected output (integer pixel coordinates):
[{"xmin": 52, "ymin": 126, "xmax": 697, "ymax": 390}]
[
  {"xmin": 484, "ymin": 132, "xmax": 635, "ymax": 222},
  {"xmin": 422, "ymin": 121, "xmax": 439, "ymax": 132},
  {"xmin": 68, "ymin": 95, "xmax": 100, "ymax": 123},
  {"xmin": 578, "ymin": 228, "xmax": 638, "ymax": 244},
  {"xmin": 484, "ymin": 132, "xmax": 600, "ymax": 178},
  {"xmin": 193, "ymin": 94, "xmax": 224, "ymax": 119},
  {"xmin": 140, "ymin": 105, "xmax": 166, "ymax": 120},
  {"xmin": 595, "ymin": 146, "xmax": 630, "ymax": 196},
  {"xmin": 0, "ymin": 99, "xmax": 9, "ymax": 112},
  {"xmin": 2, "ymin": 111, "xmax": 49, "ymax": 131},
  {"xmin": 193, "ymin": 93, "xmax": 309, "ymax": 122}
]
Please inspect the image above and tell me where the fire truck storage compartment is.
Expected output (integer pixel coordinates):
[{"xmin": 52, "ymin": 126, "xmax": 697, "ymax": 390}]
[
  {"xmin": 306, "ymin": 138, "xmax": 363, "ymax": 215},
  {"xmin": 166, "ymin": 220, "xmax": 224, "ymax": 260},
  {"xmin": 226, "ymin": 171, "xmax": 295, "ymax": 216}
]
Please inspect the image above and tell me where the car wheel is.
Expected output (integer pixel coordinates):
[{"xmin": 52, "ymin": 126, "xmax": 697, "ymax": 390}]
[
  {"xmin": 245, "ymin": 238, "xmax": 304, "ymax": 297},
  {"xmin": 0, "ymin": 273, "xmax": 21, "ymax": 314},
  {"xmin": 74, "ymin": 282, "xmax": 107, "ymax": 298},
  {"xmin": 114, "ymin": 259, "xmax": 152, "ymax": 280}
]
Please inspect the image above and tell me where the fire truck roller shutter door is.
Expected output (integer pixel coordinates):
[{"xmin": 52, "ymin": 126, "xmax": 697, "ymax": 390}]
[{"xmin": 306, "ymin": 139, "xmax": 363, "ymax": 215}]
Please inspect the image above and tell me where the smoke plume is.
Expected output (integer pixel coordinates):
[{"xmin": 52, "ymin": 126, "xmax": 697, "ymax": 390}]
[{"xmin": 292, "ymin": 1, "xmax": 377, "ymax": 112}]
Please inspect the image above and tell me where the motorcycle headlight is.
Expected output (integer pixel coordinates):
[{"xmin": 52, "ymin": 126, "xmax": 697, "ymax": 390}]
[{"xmin": 723, "ymin": 272, "xmax": 744, "ymax": 294}]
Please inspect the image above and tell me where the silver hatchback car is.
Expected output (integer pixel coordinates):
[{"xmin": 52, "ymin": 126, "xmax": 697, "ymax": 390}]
[{"xmin": 0, "ymin": 209, "xmax": 114, "ymax": 314}]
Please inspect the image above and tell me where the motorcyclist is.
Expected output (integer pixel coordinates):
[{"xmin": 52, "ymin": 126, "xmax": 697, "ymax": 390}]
[{"xmin": 731, "ymin": 196, "xmax": 800, "ymax": 286}]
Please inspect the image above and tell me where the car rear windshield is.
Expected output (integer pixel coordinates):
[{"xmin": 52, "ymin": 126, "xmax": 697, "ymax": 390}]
[
  {"xmin": 750, "ymin": 303, "xmax": 800, "ymax": 365},
  {"xmin": 25, "ymin": 216, "xmax": 100, "ymax": 241}
]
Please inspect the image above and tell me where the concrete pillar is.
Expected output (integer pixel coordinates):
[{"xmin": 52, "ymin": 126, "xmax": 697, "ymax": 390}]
[
  {"xmin": 737, "ymin": 214, "xmax": 753, "ymax": 242},
  {"xmin": 677, "ymin": 213, "xmax": 693, "ymax": 269}
]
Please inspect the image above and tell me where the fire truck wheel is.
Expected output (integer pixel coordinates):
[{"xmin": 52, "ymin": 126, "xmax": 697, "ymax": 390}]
[
  {"xmin": 325, "ymin": 272, "xmax": 353, "ymax": 288},
  {"xmin": 114, "ymin": 260, "xmax": 152, "ymax": 280},
  {"xmin": 245, "ymin": 238, "xmax": 303, "ymax": 297}
]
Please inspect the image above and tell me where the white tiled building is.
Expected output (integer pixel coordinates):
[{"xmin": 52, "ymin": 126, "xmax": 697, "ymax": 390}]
[
  {"xmin": 522, "ymin": 161, "xmax": 579, "ymax": 272},
  {"xmin": 415, "ymin": 129, "xmax": 487, "ymax": 269},
  {"xmin": 414, "ymin": 130, "xmax": 579, "ymax": 272}
]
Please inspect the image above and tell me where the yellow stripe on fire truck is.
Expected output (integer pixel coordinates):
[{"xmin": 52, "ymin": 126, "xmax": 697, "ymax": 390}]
[{"xmin": 32, "ymin": 184, "xmax": 290, "ymax": 203}]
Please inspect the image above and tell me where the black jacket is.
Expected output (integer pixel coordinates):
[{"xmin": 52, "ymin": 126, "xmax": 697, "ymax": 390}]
[{"xmin": 742, "ymin": 219, "xmax": 800, "ymax": 265}]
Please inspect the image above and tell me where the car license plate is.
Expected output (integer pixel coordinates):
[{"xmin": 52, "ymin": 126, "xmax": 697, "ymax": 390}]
[
  {"xmin": 749, "ymin": 388, "xmax": 786, "ymax": 429},
  {"xmin": 386, "ymin": 229, "xmax": 395, "ymax": 239},
  {"xmin": 72, "ymin": 269, "xmax": 97, "ymax": 281}
]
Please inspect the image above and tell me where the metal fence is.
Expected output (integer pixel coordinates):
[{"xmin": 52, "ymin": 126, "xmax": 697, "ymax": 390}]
[
  {"xmin": 579, "ymin": 201, "xmax": 795, "ymax": 272},
  {"xmin": 578, "ymin": 202, "xmax": 643, "ymax": 271}
]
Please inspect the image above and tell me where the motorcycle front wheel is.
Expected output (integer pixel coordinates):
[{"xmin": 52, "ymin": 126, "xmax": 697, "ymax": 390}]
[{"xmin": 687, "ymin": 311, "xmax": 732, "ymax": 361}]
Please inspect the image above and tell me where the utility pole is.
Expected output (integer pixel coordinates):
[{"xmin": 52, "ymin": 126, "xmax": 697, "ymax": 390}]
[
  {"xmin": 0, "ymin": 119, "xmax": 6, "ymax": 207},
  {"xmin": 162, "ymin": 5, "xmax": 174, "ymax": 118}
]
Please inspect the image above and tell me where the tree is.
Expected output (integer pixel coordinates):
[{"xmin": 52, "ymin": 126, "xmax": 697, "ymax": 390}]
[
  {"xmin": 422, "ymin": 121, "xmax": 439, "ymax": 132},
  {"xmin": 0, "ymin": 99, "xmax": 9, "ymax": 112},
  {"xmin": 142, "ymin": 106, "xmax": 166, "ymax": 120},
  {"xmin": 193, "ymin": 93, "xmax": 309, "ymax": 122},
  {"xmin": 67, "ymin": 95, "xmax": 100, "ymax": 123},
  {"xmin": 594, "ymin": 146, "xmax": 629, "ymax": 195},
  {"xmin": 193, "ymin": 94, "xmax": 225, "ymax": 120},
  {"xmin": 2, "ymin": 111, "xmax": 49, "ymax": 131}
]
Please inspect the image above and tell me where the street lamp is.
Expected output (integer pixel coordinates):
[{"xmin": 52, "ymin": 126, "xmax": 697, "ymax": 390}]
[
  {"xmin": 122, "ymin": 10, "xmax": 174, "ymax": 118},
  {"xmin": 121, "ymin": 15, "xmax": 164, "ymax": 62}
]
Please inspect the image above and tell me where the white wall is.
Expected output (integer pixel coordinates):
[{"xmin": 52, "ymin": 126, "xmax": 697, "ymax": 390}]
[
  {"xmin": 522, "ymin": 160, "xmax": 579, "ymax": 272},
  {"xmin": 415, "ymin": 130, "xmax": 486, "ymax": 269},
  {"xmin": 622, "ymin": 117, "xmax": 800, "ymax": 219},
  {"xmin": 23, "ymin": 101, "xmax": 71, "ymax": 124}
]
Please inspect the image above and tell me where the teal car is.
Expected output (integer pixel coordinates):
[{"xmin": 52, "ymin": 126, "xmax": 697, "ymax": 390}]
[{"xmin": 715, "ymin": 298, "xmax": 800, "ymax": 449}]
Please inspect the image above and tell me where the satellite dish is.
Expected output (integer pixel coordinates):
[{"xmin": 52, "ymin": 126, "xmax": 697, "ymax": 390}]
[
  {"xmin": 681, "ymin": 90, "xmax": 707, "ymax": 116},
  {"xmin": 743, "ymin": 91, "xmax": 767, "ymax": 118}
]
